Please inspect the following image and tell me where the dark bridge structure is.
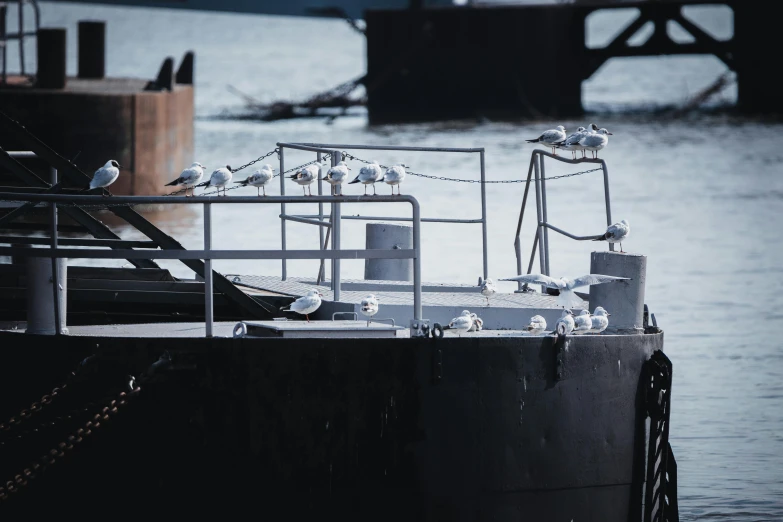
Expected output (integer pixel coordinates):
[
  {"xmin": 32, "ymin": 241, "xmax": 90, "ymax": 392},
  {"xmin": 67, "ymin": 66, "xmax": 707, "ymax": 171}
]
[{"xmin": 365, "ymin": 0, "xmax": 771, "ymax": 123}]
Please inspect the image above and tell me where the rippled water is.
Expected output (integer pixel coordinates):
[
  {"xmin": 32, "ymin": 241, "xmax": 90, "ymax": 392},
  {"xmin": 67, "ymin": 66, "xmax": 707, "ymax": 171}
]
[{"xmin": 14, "ymin": 2, "xmax": 783, "ymax": 519}]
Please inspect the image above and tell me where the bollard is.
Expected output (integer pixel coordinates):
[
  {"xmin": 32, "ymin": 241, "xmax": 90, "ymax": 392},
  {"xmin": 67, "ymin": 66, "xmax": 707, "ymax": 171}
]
[
  {"xmin": 26, "ymin": 257, "xmax": 68, "ymax": 335},
  {"xmin": 78, "ymin": 21, "xmax": 106, "ymax": 79},
  {"xmin": 364, "ymin": 223, "xmax": 412, "ymax": 281},
  {"xmin": 589, "ymin": 251, "xmax": 646, "ymax": 333},
  {"xmin": 37, "ymin": 28, "xmax": 67, "ymax": 89}
]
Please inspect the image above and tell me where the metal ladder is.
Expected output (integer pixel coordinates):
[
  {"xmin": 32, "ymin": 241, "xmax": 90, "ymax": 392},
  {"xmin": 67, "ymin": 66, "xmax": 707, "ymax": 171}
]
[{"xmin": 0, "ymin": 0, "xmax": 41, "ymax": 84}]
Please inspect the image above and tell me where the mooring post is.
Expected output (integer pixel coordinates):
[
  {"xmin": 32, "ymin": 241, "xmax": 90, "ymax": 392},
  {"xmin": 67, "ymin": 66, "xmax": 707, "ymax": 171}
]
[
  {"xmin": 36, "ymin": 28, "xmax": 67, "ymax": 89},
  {"xmin": 365, "ymin": 223, "xmax": 412, "ymax": 281},
  {"xmin": 26, "ymin": 256, "xmax": 67, "ymax": 335},
  {"xmin": 204, "ymin": 202, "xmax": 214, "ymax": 337},
  {"xmin": 589, "ymin": 251, "xmax": 646, "ymax": 333},
  {"xmin": 77, "ymin": 20, "xmax": 105, "ymax": 79}
]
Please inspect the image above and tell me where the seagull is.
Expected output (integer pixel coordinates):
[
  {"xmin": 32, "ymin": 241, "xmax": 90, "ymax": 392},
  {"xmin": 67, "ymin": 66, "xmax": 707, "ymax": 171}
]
[
  {"xmin": 554, "ymin": 127, "xmax": 588, "ymax": 160},
  {"xmin": 288, "ymin": 164, "xmax": 319, "ymax": 196},
  {"xmin": 524, "ymin": 315, "xmax": 547, "ymax": 335},
  {"xmin": 555, "ymin": 309, "xmax": 575, "ymax": 336},
  {"xmin": 165, "ymin": 162, "xmax": 205, "ymax": 197},
  {"xmin": 572, "ymin": 310, "xmax": 592, "ymax": 334},
  {"xmin": 445, "ymin": 310, "xmax": 473, "ymax": 337},
  {"xmin": 235, "ymin": 163, "xmax": 275, "ymax": 196},
  {"xmin": 348, "ymin": 160, "xmax": 383, "ymax": 195},
  {"xmin": 321, "ymin": 161, "xmax": 351, "ymax": 194},
  {"xmin": 593, "ymin": 219, "xmax": 630, "ymax": 253},
  {"xmin": 280, "ymin": 289, "xmax": 323, "ymax": 322},
  {"xmin": 590, "ymin": 306, "xmax": 610, "ymax": 333},
  {"xmin": 360, "ymin": 294, "xmax": 379, "ymax": 326},
  {"xmin": 479, "ymin": 277, "xmax": 496, "ymax": 307},
  {"xmin": 82, "ymin": 160, "xmax": 121, "ymax": 195},
  {"xmin": 382, "ymin": 164, "xmax": 407, "ymax": 196},
  {"xmin": 195, "ymin": 165, "xmax": 232, "ymax": 196},
  {"xmin": 526, "ymin": 125, "xmax": 568, "ymax": 155},
  {"xmin": 579, "ymin": 128, "xmax": 612, "ymax": 159},
  {"xmin": 468, "ymin": 312, "xmax": 483, "ymax": 332},
  {"xmin": 498, "ymin": 273, "xmax": 630, "ymax": 309}
]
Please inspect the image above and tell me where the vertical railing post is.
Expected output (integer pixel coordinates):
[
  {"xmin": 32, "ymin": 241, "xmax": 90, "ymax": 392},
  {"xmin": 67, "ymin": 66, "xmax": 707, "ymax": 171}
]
[
  {"xmin": 601, "ymin": 160, "xmax": 614, "ymax": 252},
  {"xmin": 479, "ymin": 149, "xmax": 488, "ymax": 280},
  {"xmin": 204, "ymin": 202, "xmax": 214, "ymax": 338},
  {"xmin": 412, "ymin": 198, "xmax": 422, "ymax": 320},
  {"xmin": 331, "ymin": 151, "xmax": 341, "ymax": 301},
  {"xmin": 49, "ymin": 167, "xmax": 61, "ymax": 335},
  {"xmin": 317, "ymin": 152, "xmax": 326, "ymax": 282},
  {"xmin": 514, "ymin": 155, "xmax": 535, "ymax": 291},
  {"xmin": 540, "ymin": 154, "xmax": 551, "ymax": 277},
  {"xmin": 279, "ymin": 146, "xmax": 287, "ymax": 279},
  {"xmin": 533, "ymin": 154, "xmax": 546, "ymax": 292}
]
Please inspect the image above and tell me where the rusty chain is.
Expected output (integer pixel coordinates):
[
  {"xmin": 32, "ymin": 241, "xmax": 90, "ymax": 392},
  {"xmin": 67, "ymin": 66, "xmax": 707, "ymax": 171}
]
[{"xmin": 0, "ymin": 372, "xmax": 75, "ymax": 437}]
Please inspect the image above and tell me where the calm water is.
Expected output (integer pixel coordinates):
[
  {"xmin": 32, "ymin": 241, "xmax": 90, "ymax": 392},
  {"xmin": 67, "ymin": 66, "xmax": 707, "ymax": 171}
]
[{"xmin": 14, "ymin": 2, "xmax": 783, "ymax": 519}]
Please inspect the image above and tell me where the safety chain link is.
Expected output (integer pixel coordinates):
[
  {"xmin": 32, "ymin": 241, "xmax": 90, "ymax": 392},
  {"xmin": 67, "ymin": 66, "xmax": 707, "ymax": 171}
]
[
  {"xmin": 341, "ymin": 152, "xmax": 603, "ymax": 183},
  {"xmin": 0, "ymin": 384, "xmax": 141, "ymax": 502},
  {"xmin": 0, "ymin": 372, "xmax": 75, "ymax": 436},
  {"xmin": 230, "ymin": 148, "xmax": 280, "ymax": 175}
]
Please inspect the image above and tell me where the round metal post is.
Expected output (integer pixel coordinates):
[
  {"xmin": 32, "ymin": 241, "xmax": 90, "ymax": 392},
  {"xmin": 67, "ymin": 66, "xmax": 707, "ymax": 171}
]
[
  {"xmin": 36, "ymin": 28, "xmax": 67, "ymax": 89},
  {"xmin": 50, "ymin": 167, "xmax": 63, "ymax": 335},
  {"xmin": 411, "ymin": 198, "xmax": 422, "ymax": 320},
  {"xmin": 589, "ymin": 251, "xmax": 646, "ymax": 333},
  {"xmin": 601, "ymin": 160, "xmax": 614, "ymax": 252},
  {"xmin": 78, "ymin": 20, "xmax": 106, "ymax": 79},
  {"xmin": 364, "ymin": 223, "xmax": 413, "ymax": 281}
]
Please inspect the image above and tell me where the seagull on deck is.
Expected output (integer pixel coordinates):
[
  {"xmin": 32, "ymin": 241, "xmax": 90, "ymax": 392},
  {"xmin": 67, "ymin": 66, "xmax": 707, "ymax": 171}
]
[
  {"xmin": 479, "ymin": 277, "xmax": 496, "ymax": 307},
  {"xmin": 82, "ymin": 160, "xmax": 121, "ymax": 195},
  {"xmin": 593, "ymin": 219, "xmax": 630, "ymax": 252},
  {"xmin": 526, "ymin": 125, "xmax": 568, "ymax": 155},
  {"xmin": 445, "ymin": 310, "xmax": 473, "ymax": 337},
  {"xmin": 590, "ymin": 306, "xmax": 610, "ymax": 333},
  {"xmin": 289, "ymin": 164, "xmax": 319, "ymax": 196},
  {"xmin": 554, "ymin": 127, "xmax": 588, "ymax": 160},
  {"xmin": 499, "ymin": 273, "xmax": 630, "ymax": 309},
  {"xmin": 165, "ymin": 162, "xmax": 205, "ymax": 197},
  {"xmin": 360, "ymin": 294, "xmax": 379, "ymax": 326},
  {"xmin": 321, "ymin": 161, "xmax": 351, "ymax": 194},
  {"xmin": 349, "ymin": 160, "xmax": 383, "ymax": 195},
  {"xmin": 235, "ymin": 163, "xmax": 275, "ymax": 196},
  {"xmin": 280, "ymin": 289, "xmax": 323, "ymax": 322},
  {"xmin": 555, "ymin": 309, "xmax": 575, "ymax": 336},
  {"xmin": 572, "ymin": 310, "xmax": 592, "ymax": 334},
  {"xmin": 524, "ymin": 315, "xmax": 547, "ymax": 335},
  {"xmin": 382, "ymin": 164, "xmax": 407, "ymax": 196},
  {"xmin": 196, "ymin": 165, "xmax": 232, "ymax": 196},
  {"xmin": 579, "ymin": 128, "xmax": 612, "ymax": 159},
  {"xmin": 468, "ymin": 312, "xmax": 483, "ymax": 332}
]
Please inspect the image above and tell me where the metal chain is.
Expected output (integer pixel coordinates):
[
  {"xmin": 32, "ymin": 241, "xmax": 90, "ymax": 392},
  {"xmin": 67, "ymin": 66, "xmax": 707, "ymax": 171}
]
[
  {"xmin": 341, "ymin": 152, "xmax": 603, "ymax": 183},
  {"xmin": 230, "ymin": 148, "xmax": 280, "ymax": 174},
  {"xmin": 0, "ymin": 372, "xmax": 75, "ymax": 436}
]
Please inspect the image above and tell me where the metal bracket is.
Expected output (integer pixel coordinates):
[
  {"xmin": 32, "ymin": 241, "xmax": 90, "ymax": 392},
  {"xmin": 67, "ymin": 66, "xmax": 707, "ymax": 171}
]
[
  {"xmin": 410, "ymin": 319, "xmax": 430, "ymax": 338},
  {"xmin": 332, "ymin": 311, "xmax": 358, "ymax": 321}
]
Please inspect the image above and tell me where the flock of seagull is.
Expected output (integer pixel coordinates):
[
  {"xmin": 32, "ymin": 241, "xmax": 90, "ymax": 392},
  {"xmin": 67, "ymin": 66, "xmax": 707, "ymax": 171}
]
[{"xmin": 526, "ymin": 123, "xmax": 612, "ymax": 159}]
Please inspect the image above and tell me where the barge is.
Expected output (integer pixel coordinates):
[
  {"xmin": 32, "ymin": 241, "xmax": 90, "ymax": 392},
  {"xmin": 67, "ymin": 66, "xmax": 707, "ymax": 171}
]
[{"xmin": 0, "ymin": 125, "xmax": 677, "ymax": 521}]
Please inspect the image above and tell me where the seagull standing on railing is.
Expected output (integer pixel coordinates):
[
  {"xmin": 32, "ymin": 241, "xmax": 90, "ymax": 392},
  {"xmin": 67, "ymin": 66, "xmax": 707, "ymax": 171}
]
[
  {"xmin": 196, "ymin": 165, "xmax": 232, "ymax": 196},
  {"xmin": 572, "ymin": 309, "xmax": 592, "ymax": 334},
  {"xmin": 360, "ymin": 294, "xmax": 379, "ymax": 326},
  {"xmin": 593, "ymin": 219, "xmax": 630, "ymax": 252},
  {"xmin": 349, "ymin": 160, "xmax": 383, "ymax": 195},
  {"xmin": 554, "ymin": 127, "xmax": 587, "ymax": 160},
  {"xmin": 579, "ymin": 128, "xmax": 612, "ymax": 159},
  {"xmin": 235, "ymin": 164, "xmax": 275, "ymax": 196},
  {"xmin": 590, "ymin": 307, "xmax": 610, "ymax": 333},
  {"xmin": 321, "ymin": 161, "xmax": 351, "ymax": 193},
  {"xmin": 280, "ymin": 289, "xmax": 323, "ymax": 322},
  {"xmin": 444, "ymin": 310, "xmax": 473, "ymax": 337},
  {"xmin": 81, "ymin": 160, "xmax": 121, "ymax": 195},
  {"xmin": 382, "ymin": 164, "xmax": 407, "ymax": 195},
  {"xmin": 165, "ymin": 162, "xmax": 205, "ymax": 197},
  {"xmin": 289, "ymin": 164, "xmax": 319, "ymax": 196},
  {"xmin": 479, "ymin": 277, "xmax": 496, "ymax": 307},
  {"xmin": 499, "ymin": 273, "xmax": 630, "ymax": 309},
  {"xmin": 526, "ymin": 125, "xmax": 568, "ymax": 155},
  {"xmin": 524, "ymin": 315, "xmax": 547, "ymax": 335}
]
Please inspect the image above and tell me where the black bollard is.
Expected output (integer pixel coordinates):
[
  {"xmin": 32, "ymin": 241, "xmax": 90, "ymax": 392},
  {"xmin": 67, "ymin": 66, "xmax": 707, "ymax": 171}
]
[
  {"xmin": 78, "ymin": 21, "xmax": 106, "ymax": 79},
  {"xmin": 37, "ymin": 28, "xmax": 67, "ymax": 89}
]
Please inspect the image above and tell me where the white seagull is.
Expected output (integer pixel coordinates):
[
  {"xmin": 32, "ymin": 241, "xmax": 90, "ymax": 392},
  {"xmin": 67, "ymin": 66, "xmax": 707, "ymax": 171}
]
[
  {"xmin": 593, "ymin": 219, "xmax": 630, "ymax": 253},
  {"xmin": 555, "ymin": 309, "xmax": 575, "ymax": 336},
  {"xmin": 280, "ymin": 289, "xmax": 323, "ymax": 322},
  {"xmin": 479, "ymin": 277, "xmax": 496, "ymax": 307},
  {"xmin": 348, "ymin": 160, "xmax": 383, "ymax": 195},
  {"xmin": 572, "ymin": 310, "xmax": 592, "ymax": 334},
  {"xmin": 165, "ymin": 162, "xmax": 205, "ymax": 197},
  {"xmin": 526, "ymin": 125, "xmax": 568, "ymax": 155},
  {"xmin": 360, "ymin": 294, "xmax": 379, "ymax": 326},
  {"xmin": 235, "ymin": 163, "xmax": 275, "ymax": 196},
  {"xmin": 382, "ymin": 164, "xmax": 407, "ymax": 196},
  {"xmin": 590, "ymin": 306, "xmax": 610, "ymax": 333},
  {"xmin": 468, "ymin": 312, "xmax": 483, "ymax": 332},
  {"xmin": 288, "ymin": 164, "xmax": 319, "ymax": 196},
  {"xmin": 499, "ymin": 273, "xmax": 630, "ymax": 309},
  {"xmin": 445, "ymin": 310, "xmax": 473, "ymax": 337},
  {"xmin": 579, "ymin": 128, "xmax": 612, "ymax": 159},
  {"xmin": 524, "ymin": 315, "xmax": 547, "ymax": 335},
  {"xmin": 83, "ymin": 159, "xmax": 121, "ymax": 195},
  {"xmin": 321, "ymin": 161, "xmax": 351, "ymax": 193},
  {"xmin": 196, "ymin": 165, "xmax": 233, "ymax": 196},
  {"xmin": 554, "ymin": 127, "xmax": 588, "ymax": 160}
]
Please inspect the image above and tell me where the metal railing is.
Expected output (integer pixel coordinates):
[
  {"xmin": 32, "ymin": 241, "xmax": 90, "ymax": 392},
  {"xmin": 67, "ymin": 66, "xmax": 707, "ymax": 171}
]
[
  {"xmin": 0, "ymin": 188, "xmax": 423, "ymax": 338},
  {"xmin": 0, "ymin": 0, "xmax": 41, "ymax": 83},
  {"xmin": 513, "ymin": 150, "xmax": 612, "ymax": 292},
  {"xmin": 277, "ymin": 142, "xmax": 488, "ymax": 296}
]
